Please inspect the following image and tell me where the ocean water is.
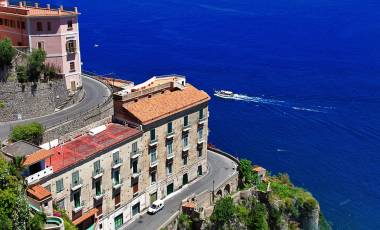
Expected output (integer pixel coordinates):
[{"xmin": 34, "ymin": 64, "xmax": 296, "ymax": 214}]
[{"xmin": 44, "ymin": 0, "xmax": 380, "ymax": 228}]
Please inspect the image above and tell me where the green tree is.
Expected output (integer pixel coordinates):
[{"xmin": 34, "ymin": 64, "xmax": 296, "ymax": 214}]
[
  {"xmin": 178, "ymin": 213, "xmax": 192, "ymax": 230},
  {"xmin": 10, "ymin": 122, "xmax": 44, "ymax": 145},
  {"xmin": 239, "ymin": 159, "xmax": 255, "ymax": 188},
  {"xmin": 16, "ymin": 65, "xmax": 28, "ymax": 83},
  {"xmin": 29, "ymin": 212, "xmax": 47, "ymax": 230},
  {"xmin": 210, "ymin": 197, "xmax": 236, "ymax": 229},
  {"xmin": 27, "ymin": 49, "xmax": 46, "ymax": 82},
  {"xmin": 0, "ymin": 156, "xmax": 30, "ymax": 229},
  {"xmin": 0, "ymin": 38, "xmax": 16, "ymax": 75}
]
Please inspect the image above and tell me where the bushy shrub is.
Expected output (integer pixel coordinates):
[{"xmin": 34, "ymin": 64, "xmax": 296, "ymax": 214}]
[
  {"xmin": 10, "ymin": 122, "xmax": 44, "ymax": 145},
  {"xmin": 210, "ymin": 196, "xmax": 236, "ymax": 229},
  {"xmin": 16, "ymin": 65, "xmax": 28, "ymax": 83}
]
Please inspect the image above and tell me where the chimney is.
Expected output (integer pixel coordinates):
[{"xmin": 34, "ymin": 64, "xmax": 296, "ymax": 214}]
[
  {"xmin": 74, "ymin": 7, "xmax": 78, "ymax": 14},
  {"xmin": 34, "ymin": 2, "xmax": 38, "ymax": 8},
  {"xmin": 59, "ymin": 5, "xmax": 63, "ymax": 11},
  {"xmin": 46, "ymin": 4, "xmax": 50, "ymax": 10},
  {"xmin": 23, "ymin": 1, "xmax": 26, "ymax": 8},
  {"xmin": 19, "ymin": 1, "xmax": 22, "ymax": 7}
]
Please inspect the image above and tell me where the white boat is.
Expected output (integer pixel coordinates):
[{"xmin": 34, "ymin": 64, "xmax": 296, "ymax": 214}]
[{"xmin": 214, "ymin": 90, "xmax": 235, "ymax": 99}]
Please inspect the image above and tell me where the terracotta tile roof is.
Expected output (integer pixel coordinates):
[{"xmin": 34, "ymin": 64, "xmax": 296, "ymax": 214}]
[
  {"xmin": 124, "ymin": 84, "xmax": 210, "ymax": 125},
  {"xmin": 73, "ymin": 208, "xmax": 97, "ymax": 225},
  {"xmin": 46, "ymin": 123, "xmax": 142, "ymax": 173},
  {"xmin": 182, "ymin": 201, "xmax": 196, "ymax": 209},
  {"xmin": 27, "ymin": 184, "xmax": 51, "ymax": 201},
  {"xmin": 23, "ymin": 149, "xmax": 53, "ymax": 166}
]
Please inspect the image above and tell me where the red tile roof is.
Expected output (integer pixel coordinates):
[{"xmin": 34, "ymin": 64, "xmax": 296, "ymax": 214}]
[
  {"xmin": 46, "ymin": 124, "xmax": 141, "ymax": 173},
  {"xmin": 124, "ymin": 84, "xmax": 210, "ymax": 125},
  {"xmin": 27, "ymin": 184, "xmax": 51, "ymax": 201}
]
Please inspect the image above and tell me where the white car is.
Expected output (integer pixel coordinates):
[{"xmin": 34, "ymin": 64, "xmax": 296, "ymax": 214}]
[{"xmin": 147, "ymin": 199, "xmax": 164, "ymax": 214}]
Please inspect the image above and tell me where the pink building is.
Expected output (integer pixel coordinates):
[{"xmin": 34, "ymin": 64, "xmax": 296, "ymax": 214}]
[{"xmin": 0, "ymin": 0, "xmax": 82, "ymax": 91}]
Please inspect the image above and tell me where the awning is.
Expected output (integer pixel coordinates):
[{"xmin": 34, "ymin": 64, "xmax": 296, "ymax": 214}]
[
  {"xmin": 73, "ymin": 208, "xmax": 98, "ymax": 226},
  {"xmin": 23, "ymin": 149, "xmax": 53, "ymax": 166}
]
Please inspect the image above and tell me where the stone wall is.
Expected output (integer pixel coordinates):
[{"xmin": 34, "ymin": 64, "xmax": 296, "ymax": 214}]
[
  {"xmin": 42, "ymin": 95, "xmax": 114, "ymax": 143},
  {"xmin": 0, "ymin": 79, "xmax": 84, "ymax": 121}
]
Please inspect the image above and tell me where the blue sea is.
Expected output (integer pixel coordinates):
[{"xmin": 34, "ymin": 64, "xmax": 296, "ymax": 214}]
[{"xmin": 44, "ymin": 0, "xmax": 380, "ymax": 228}]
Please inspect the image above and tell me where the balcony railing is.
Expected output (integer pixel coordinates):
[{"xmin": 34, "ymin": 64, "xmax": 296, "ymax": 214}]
[
  {"xmin": 73, "ymin": 201, "xmax": 84, "ymax": 213},
  {"xmin": 167, "ymin": 151, "xmax": 174, "ymax": 159},
  {"xmin": 92, "ymin": 168, "xmax": 104, "ymax": 179},
  {"xmin": 25, "ymin": 166, "xmax": 53, "ymax": 185},
  {"xmin": 94, "ymin": 190, "xmax": 105, "ymax": 200},
  {"xmin": 198, "ymin": 138, "xmax": 204, "ymax": 144},
  {"xmin": 183, "ymin": 124, "xmax": 191, "ymax": 132},
  {"xmin": 71, "ymin": 178, "xmax": 83, "ymax": 191},
  {"xmin": 198, "ymin": 116, "xmax": 207, "ymax": 125},
  {"xmin": 150, "ymin": 159, "xmax": 158, "ymax": 168},
  {"xmin": 149, "ymin": 137, "xmax": 158, "ymax": 146},
  {"xmin": 166, "ymin": 131, "xmax": 175, "ymax": 139},
  {"xmin": 112, "ymin": 179, "xmax": 123, "ymax": 189},
  {"xmin": 131, "ymin": 150, "xmax": 141, "ymax": 159},
  {"xmin": 112, "ymin": 158, "xmax": 123, "ymax": 169},
  {"xmin": 132, "ymin": 169, "xmax": 141, "ymax": 178},
  {"xmin": 183, "ymin": 145, "xmax": 190, "ymax": 152}
]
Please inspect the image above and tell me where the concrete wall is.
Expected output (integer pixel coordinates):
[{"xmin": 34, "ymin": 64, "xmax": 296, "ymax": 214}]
[{"xmin": 0, "ymin": 78, "xmax": 83, "ymax": 121}]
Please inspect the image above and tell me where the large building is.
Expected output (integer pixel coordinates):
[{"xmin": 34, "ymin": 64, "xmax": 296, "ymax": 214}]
[
  {"xmin": 0, "ymin": 75, "xmax": 210, "ymax": 230},
  {"xmin": 113, "ymin": 75, "xmax": 210, "ymax": 212},
  {"xmin": 0, "ymin": 0, "xmax": 82, "ymax": 90}
]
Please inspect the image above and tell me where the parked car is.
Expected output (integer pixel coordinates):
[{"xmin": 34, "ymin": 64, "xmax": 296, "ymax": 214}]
[{"xmin": 147, "ymin": 199, "xmax": 164, "ymax": 214}]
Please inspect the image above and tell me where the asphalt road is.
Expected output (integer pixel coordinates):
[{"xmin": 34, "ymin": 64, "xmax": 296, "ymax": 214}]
[
  {"xmin": 0, "ymin": 76, "xmax": 111, "ymax": 140},
  {"xmin": 124, "ymin": 150, "xmax": 238, "ymax": 230}
]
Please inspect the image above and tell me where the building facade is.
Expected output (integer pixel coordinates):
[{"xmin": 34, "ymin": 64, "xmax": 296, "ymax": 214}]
[
  {"xmin": 0, "ymin": 0, "xmax": 82, "ymax": 90},
  {"xmin": 112, "ymin": 75, "xmax": 210, "ymax": 228}
]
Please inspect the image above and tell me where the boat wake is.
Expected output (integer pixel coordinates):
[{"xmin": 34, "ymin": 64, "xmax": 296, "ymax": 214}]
[{"xmin": 216, "ymin": 93, "xmax": 333, "ymax": 113}]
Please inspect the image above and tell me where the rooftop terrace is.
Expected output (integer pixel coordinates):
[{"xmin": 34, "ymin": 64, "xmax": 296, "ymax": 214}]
[
  {"xmin": 0, "ymin": 1, "xmax": 79, "ymax": 17},
  {"xmin": 46, "ymin": 123, "xmax": 142, "ymax": 173}
]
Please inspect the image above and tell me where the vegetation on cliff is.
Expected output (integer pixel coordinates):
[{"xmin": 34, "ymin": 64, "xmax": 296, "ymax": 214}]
[{"xmin": 207, "ymin": 158, "xmax": 331, "ymax": 230}]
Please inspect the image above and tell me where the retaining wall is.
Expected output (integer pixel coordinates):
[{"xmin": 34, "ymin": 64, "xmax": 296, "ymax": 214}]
[{"xmin": 0, "ymin": 79, "xmax": 84, "ymax": 121}]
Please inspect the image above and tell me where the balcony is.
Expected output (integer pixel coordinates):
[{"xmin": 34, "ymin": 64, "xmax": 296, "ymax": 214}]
[
  {"xmin": 198, "ymin": 116, "xmax": 207, "ymax": 125},
  {"xmin": 167, "ymin": 151, "xmax": 174, "ymax": 160},
  {"xmin": 92, "ymin": 168, "xmax": 104, "ymax": 179},
  {"xmin": 198, "ymin": 138, "xmax": 204, "ymax": 144},
  {"xmin": 113, "ymin": 179, "xmax": 123, "ymax": 190},
  {"xmin": 149, "ymin": 138, "xmax": 158, "ymax": 147},
  {"xmin": 132, "ymin": 169, "xmax": 141, "ymax": 178},
  {"xmin": 112, "ymin": 158, "xmax": 123, "ymax": 169},
  {"xmin": 183, "ymin": 145, "xmax": 190, "ymax": 152},
  {"xmin": 73, "ymin": 201, "xmax": 84, "ymax": 213},
  {"xmin": 166, "ymin": 131, "xmax": 175, "ymax": 139},
  {"xmin": 25, "ymin": 166, "xmax": 53, "ymax": 185},
  {"xmin": 150, "ymin": 159, "xmax": 158, "ymax": 168},
  {"xmin": 182, "ymin": 124, "xmax": 191, "ymax": 132},
  {"xmin": 94, "ymin": 190, "xmax": 105, "ymax": 200},
  {"xmin": 71, "ymin": 179, "xmax": 83, "ymax": 191},
  {"xmin": 131, "ymin": 150, "xmax": 141, "ymax": 159}
]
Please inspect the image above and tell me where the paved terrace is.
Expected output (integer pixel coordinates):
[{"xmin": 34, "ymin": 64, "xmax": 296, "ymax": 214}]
[
  {"xmin": 124, "ymin": 150, "xmax": 238, "ymax": 230},
  {"xmin": 0, "ymin": 76, "xmax": 111, "ymax": 140}
]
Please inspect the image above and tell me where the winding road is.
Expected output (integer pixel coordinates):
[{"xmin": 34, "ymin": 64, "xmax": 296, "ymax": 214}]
[
  {"xmin": 0, "ymin": 76, "xmax": 111, "ymax": 140},
  {"xmin": 124, "ymin": 150, "xmax": 238, "ymax": 230}
]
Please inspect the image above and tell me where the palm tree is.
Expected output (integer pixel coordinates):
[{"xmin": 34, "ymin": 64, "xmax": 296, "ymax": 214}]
[{"xmin": 11, "ymin": 156, "xmax": 27, "ymax": 186}]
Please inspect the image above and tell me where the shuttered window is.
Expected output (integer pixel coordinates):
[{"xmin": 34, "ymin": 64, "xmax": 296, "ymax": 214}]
[{"xmin": 56, "ymin": 179, "xmax": 64, "ymax": 193}]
